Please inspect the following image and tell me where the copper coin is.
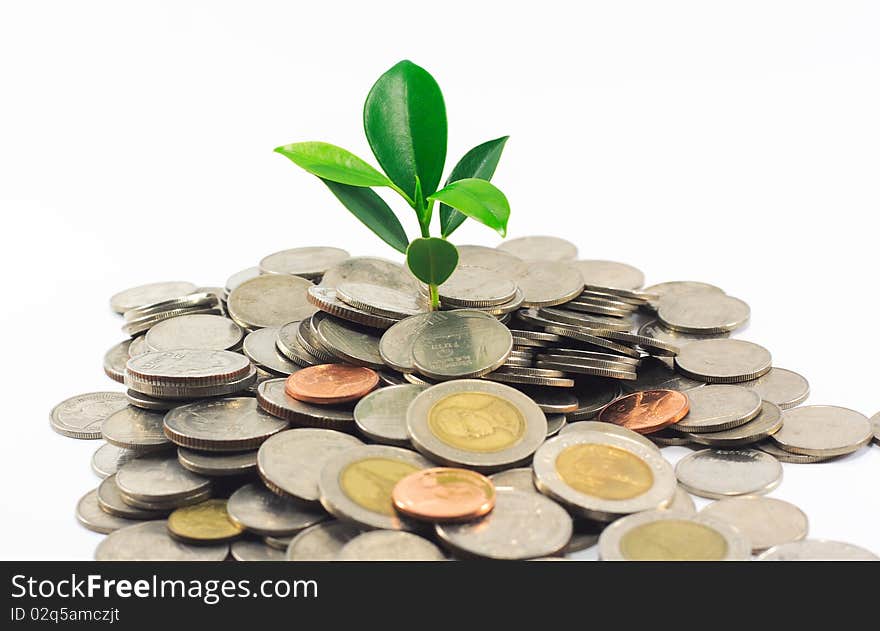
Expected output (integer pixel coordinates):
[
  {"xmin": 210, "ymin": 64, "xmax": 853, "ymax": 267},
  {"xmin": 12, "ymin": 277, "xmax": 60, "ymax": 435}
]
[
  {"xmin": 285, "ymin": 364, "xmax": 379, "ymax": 405},
  {"xmin": 392, "ymin": 467, "xmax": 496, "ymax": 522},
  {"xmin": 598, "ymin": 389, "xmax": 690, "ymax": 435}
]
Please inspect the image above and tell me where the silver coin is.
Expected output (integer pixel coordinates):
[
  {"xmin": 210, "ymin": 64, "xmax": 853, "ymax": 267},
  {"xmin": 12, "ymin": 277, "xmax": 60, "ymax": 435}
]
[
  {"xmin": 683, "ymin": 401, "xmax": 783, "ymax": 447},
  {"xmin": 587, "ymin": 330, "xmax": 680, "ymax": 358},
  {"xmin": 638, "ymin": 320, "xmax": 730, "ymax": 349},
  {"xmin": 91, "ymin": 443, "xmax": 142, "ymax": 478},
  {"xmin": 128, "ymin": 335, "xmax": 149, "ymax": 358},
  {"xmin": 115, "ymin": 453, "xmax": 211, "ymax": 503},
  {"xmin": 126, "ymin": 349, "xmax": 252, "ymax": 387},
  {"xmin": 564, "ymin": 297, "xmax": 635, "ymax": 318},
  {"xmin": 650, "ymin": 428, "xmax": 700, "ymax": 448},
  {"xmin": 559, "ymin": 420, "xmax": 661, "ymax": 454},
  {"xmin": 50, "ymin": 392, "xmax": 129, "ymax": 440},
  {"xmin": 598, "ymin": 510, "xmax": 750, "ymax": 561},
  {"xmin": 534, "ymin": 359, "xmax": 637, "ymax": 381},
  {"xmin": 258, "ymin": 428, "xmax": 363, "ymax": 503},
  {"xmin": 225, "ymin": 266, "xmax": 261, "ymax": 293},
  {"xmin": 497, "ymin": 236, "xmax": 578, "ymax": 261},
  {"xmin": 103, "ymin": 340, "xmax": 131, "ymax": 383},
  {"xmin": 503, "ymin": 355, "xmax": 532, "ymax": 367},
  {"xmin": 513, "ymin": 386, "xmax": 578, "ymax": 414},
  {"xmin": 754, "ymin": 439, "xmax": 834, "ymax": 464},
  {"xmin": 471, "ymin": 287, "xmax": 525, "ymax": 316},
  {"xmin": 406, "ymin": 380, "xmax": 548, "ymax": 471},
  {"xmin": 263, "ymin": 535, "xmax": 293, "ymax": 551},
  {"xmin": 76, "ymin": 489, "xmax": 140, "ymax": 534},
  {"xmin": 740, "ymin": 367, "xmax": 810, "ymax": 410},
  {"xmin": 539, "ymin": 348, "xmax": 640, "ymax": 368},
  {"xmin": 665, "ymin": 485, "xmax": 696, "ymax": 515},
  {"xmin": 227, "ymin": 482, "xmax": 327, "ymax": 537},
  {"xmin": 675, "ymin": 339, "xmax": 772, "ymax": 383},
  {"xmin": 378, "ymin": 312, "xmax": 452, "ymax": 373},
  {"xmin": 230, "ymin": 540, "xmax": 286, "ymax": 561},
  {"xmin": 97, "ymin": 474, "xmax": 166, "ymax": 519},
  {"xmin": 436, "ymin": 265, "xmax": 517, "ymax": 307},
  {"xmin": 275, "ymin": 320, "xmax": 322, "ymax": 366},
  {"xmin": 228, "ymin": 274, "xmax": 317, "ymax": 329},
  {"xmin": 569, "ymin": 377, "xmax": 624, "ymax": 420},
  {"xmin": 320, "ymin": 256, "xmax": 419, "ymax": 293},
  {"xmin": 95, "ymin": 520, "xmax": 228, "ymax": 561},
  {"xmin": 643, "ymin": 280, "xmax": 724, "ymax": 301},
  {"xmin": 110, "ymin": 281, "xmax": 198, "ymax": 314},
  {"xmin": 456, "ymin": 244, "xmax": 529, "ymax": 276},
  {"xmin": 536, "ymin": 307, "xmax": 633, "ymax": 332},
  {"xmin": 770, "ymin": 405, "xmax": 872, "ymax": 457},
  {"xmin": 675, "ymin": 385, "xmax": 762, "ymax": 433},
  {"xmin": 118, "ymin": 485, "xmax": 212, "ymax": 512},
  {"xmin": 411, "ymin": 310, "xmax": 512, "ymax": 380},
  {"xmin": 259, "ymin": 246, "xmax": 350, "ymax": 279},
  {"xmin": 312, "ymin": 312, "xmax": 385, "ymax": 369},
  {"xmin": 571, "ymin": 260, "xmax": 644, "ymax": 290},
  {"xmin": 337, "ymin": 530, "xmax": 446, "ymax": 561},
  {"xmin": 514, "ymin": 261, "xmax": 585, "ymax": 307},
  {"xmin": 482, "ymin": 369, "xmax": 574, "ymax": 388},
  {"xmin": 658, "ymin": 293, "xmax": 750, "ymax": 334},
  {"xmin": 538, "ymin": 323, "xmax": 641, "ymax": 359},
  {"xmin": 177, "ymin": 448, "xmax": 258, "ymax": 477},
  {"xmin": 256, "ymin": 379, "xmax": 356, "ymax": 430},
  {"xmin": 435, "ymin": 489, "xmax": 572, "ymax": 560},
  {"xmin": 318, "ymin": 445, "xmax": 431, "ymax": 531},
  {"xmin": 164, "ymin": 397, "xmax": 288, "ymax": 452},
  {"xmin": 128, "ymin": 367, "xmax": 257, "ymax": 400},
  {"xmin": 353, "ymin": 384, "xmax": 426, "ymax": 446},
  {"xmin": 700, "ymin": 496, "xmax": 809, "ymax": 552},
  {"xmin": 675, "ymin": 448, "xmax": 782, "ymax": 499},
  {"xmin": 757, "ymin": 539, "xmax": 879, "ymax": 561},
  {"xmin": 546, "ymin": 414, "xmax": 567, "ymax": 437},
  {"xmin": 294, "ymin": 316, "xmax": 343, "ymax": 364},
  {"xmin": 101, "ymin": 406, "xmax": 170, "ymax": 450},
  {"xmin": 872, "ymin": 412, "xmax": 880, "ymax": 446},
  {"xmin": 123, "ymin": 291, "xmax": 221, "ymax": 322},
  {"xmin": 242, "ymin": 327, "xmax": 300, "ymax": 375},
  {"xmin": 285, "ymin": 520, "xmax": 363, "ymax": 561},
  {"xmin": 621, "ymin": 357, "xmax": 705, "ymax": 394},
  {"xmin": 488, "ymin": 467, "xmax": 538, "ymax": 494},
  {"xmin": 564, "ymin": 521, "xmax": 605, "ymax": 553},
  {"xmin": 145, "ymin": 314, "xmax": 244, "ymax": 352},
  {"xmin": 123, "ymin": 301, "xmax": 223, "ymax": 337},
  {"xmin": 307, "ymin": 286, "xmax": 397, "ymax": 329},
  {"xmin": 533, "ymin": 431, "xmax": 676, "ymax": 521},
  {"xmin": 336, "ymin": 282, "xmax": 424, "ymax": 318}
]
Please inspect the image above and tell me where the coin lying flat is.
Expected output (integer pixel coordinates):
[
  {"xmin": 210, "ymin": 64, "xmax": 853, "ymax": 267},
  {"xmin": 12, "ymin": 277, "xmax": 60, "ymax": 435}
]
[
  {"xmin": 110, "ymin": 281, "xmax": 198, "ymax": 314},
  {"xmin": 126, "ymin": 350, "xmax": 252, "ymax": 387},
  {"xmin": 571, "ymin": 260, "xmax": 644, "ymax": 290},
  {"xmin": 103, "ymin": 340, "xmax": 131, "ymax": 383},
  {"xmin": 227, "ymin": 482, "xmax": 327, "ymax": 536},
  {"xmin": 50, "ymin": 392, "xmax": 129, "ymax": 440},
  {"xmin": 177, "ymin": 448, "xmax": 257, "ymax": 477},
  {"xmin": 259, "ymin": 246, "xmax": 350, "ymax": 279},
  {"xmin": 514, "ymin": 261, "xmax": 584, "ymax": 307},
  {"xmin": 167, "ymin": 499, "xmax": 244, "ymax": 543},
  {"xmin": 436, "ymin": 265, "xmax": 517, "ymax": 307},
  {"xmin": 533, "ymin": 431, "xmax": 676, "ymax": 521},
  {"xmin": 643, "ymin": 280, "xmax": 724, "ymax": 304},
  {"xmin": 457, "ymin": 244, "xmax": 528, "ymax": 275},
  {"xmin": 285, "ymin": 364, "xmax": 378, "ymax": 405},
  {"xmin": 435, "ymin": 489, "xmax": 573, "ymax": 560},
  {"xmin": 757, "ymin": 539, "xmax": 879, "ymax": 561},
  {"xmin": 285, "ymin": 520, "xmax": 363, "ymax": 561},
  {"xmin": 228, "ymin": 274, "xmax": 317, "ymax": 329},
  {"xmin": 570, "ymin": 377, "xmax": 623, "ymax": 420},
  {"xmin": 675, "ymin": 448, "xmax": 782, "ymax": 499},
  {"xmin": 76, "ymin": 489, "xmax": 140, "ymax": 534},
  {"xmin": 598, "ymin": 510, "xmax": 750, "ymax": 561},
  {"xmin": 392, "ymin": 467, "xmax": 495, "ymax": 522},
  {"xmin": 145, "ymin": 314, "xmax": 244, "ymax": 352},
  {"xmin": 91, "ymin": 443, "xmax": 141, "ymax": 478},
  {"xmin": 336, "ymin": 282, "xmax": 424, "ymax": 318},
  {"xmin": 241, "ymin": 327, "xmax": 301, "ymax": 376},
  {"xmin": 872, "ymin": 412, "xmax": 880, "ymax": 446},
  {"xmin": 354, "ymin": 384, "xmax": 426, "ymax": 446},
  {"xmin": 163, "ymin": 397, "xmax": 288, "ymax": 452},
  {"xmin": 559, "ymin": 420, "xmax": 661, "ymax": 454},
  {"xmin": 497, "ymin": 236, "xmax": 578, "ymax": 261},
  {"xmin": 258, "ymin": 428, "xmax": 363, "ymax": 503},
  {"xmin": 754, "ymin": 439, "xmax": 833, "ymax": 464},
  {"xmin": 741, "ymin": 368, "xmax": 809, "ymax": 410},
  {"xmin": 488, "ymin": 467, "xmax": 537, "ymax": 494},
  {"xmin": 700, "ymin": 496, "xmax": 808, "ymax": 552},
  {"xmin": 411, "ymin": 310, "xmax": 512, "ymax": 380},
  {"xmin": 638, "ymin": 320, "xmax": 730, "ymax": 352},
  {"xmin": 320, "ymin": 256, "xmax": 419, "ymax": 293},
  {"xmin": 378, "ymin": 312, "xmax": 451, "ymax": 373},
  {"xmin": 406, "ymin": 380, "xmax": 548, "ymax": 471},
  {"xmin": 115, "ymin": 453, "xmax": 212, "ymax": 504},
  {"xmin": 674, "ymin": 385, "xmax": 762, "ymax": 433},
  {"xmin": 337, "ymin": 530, "xmax": 445, "ymax": 561},
  {"xmin": 312, "ymin": 312, "xmax": 385, "ymax": 368},
  {"xmin": 770, "ymin": 405, "xmax": 872, "ymax": 457},
  {"xmin": 230, "ymin": 540, "xmax": 286, "ymax": 561},
  {"xmin": 95, "ymin": 520, "xmax": 228, "ymax": 561},
  {"xmin": 97, "ymin": 474, "xmax": 166, "ymax": 519},
  {"xmin": 307, "ymin": 286, "xmax": 397, "ymax": 329},
  {"xmin": 597, "ymin": 390, "xmax": 690, "ymax": 434},
  {"xmin": 675, "ymin": 339, "xmax": 772, "ymax": 383},
  {"xmin": 621, "ymin": 357, "xmax": 705, "ymax": 394},
  {"xmin": 514, "ymin": 386, "xmax": 579, "ymax": 414},
  {"xmin": 101, "ymin": 406, "xmax": 170, "ymax": 450},
  {"xmin": 257, "ymin": 379, "xmax": 356, "ymax": 430},
  {"xmin": 658, "ymin": 293, "xmax": 750, "ymax": 334},
  {"xmin": 682, "ymin": 401, "xmax": 783, "ymax": 447},
  {"xmin": 317, "ymin": 445, "xmax": 432, "ymax": 530}
]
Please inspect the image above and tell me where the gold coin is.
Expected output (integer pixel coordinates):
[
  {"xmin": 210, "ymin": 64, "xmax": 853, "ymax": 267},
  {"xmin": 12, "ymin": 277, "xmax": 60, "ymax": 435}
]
[
  {"xmin": 619, "ymin": 519, "xmax": 729, "ymax": 560},
  {"xmin": 555, "ymin": 443, "xmax": 653, "ymax": 500},
  {"xmin": 340, "ymin": 457, "xmax": 420, "ymax": 515},
  {"xmin": 167, "ymin": 499, "xmax": 244, "ymax": 542},
  {"xmin": 428, "ymin": 392, "xmax": 526, "ymax": 453}
]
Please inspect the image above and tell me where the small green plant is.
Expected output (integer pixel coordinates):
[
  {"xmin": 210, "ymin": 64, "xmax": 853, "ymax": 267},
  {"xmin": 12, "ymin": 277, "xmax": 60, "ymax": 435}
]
[{"xmin": 275, "ymin": 59, "xmax": 510, "ymax": 310}]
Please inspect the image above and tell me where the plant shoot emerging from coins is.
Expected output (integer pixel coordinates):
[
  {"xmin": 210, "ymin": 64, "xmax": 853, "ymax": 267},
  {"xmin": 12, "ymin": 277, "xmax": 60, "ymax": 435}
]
[{"xmin": 275, "ymin": 60, "xmax": 511, "ymax": 309}]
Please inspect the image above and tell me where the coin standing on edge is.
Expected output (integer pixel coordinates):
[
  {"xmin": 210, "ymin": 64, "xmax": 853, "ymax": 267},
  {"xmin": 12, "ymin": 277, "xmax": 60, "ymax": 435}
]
[{"xmin": 675, "ymin": 448, "xmax": 783, "ymax": 499}]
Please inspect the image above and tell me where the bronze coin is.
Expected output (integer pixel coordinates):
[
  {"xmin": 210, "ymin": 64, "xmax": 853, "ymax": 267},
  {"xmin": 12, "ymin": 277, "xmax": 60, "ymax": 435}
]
[
  {"xmin": 392, "ymin": 468, "xmax": 496, "ymax": 522},
  {"xmin": 285, "ymin": 364, "xmax": 379, "ymax": 405},
  {"xmin": 598, "ymin": 389, "xmax": 689, "ymax": 434}
]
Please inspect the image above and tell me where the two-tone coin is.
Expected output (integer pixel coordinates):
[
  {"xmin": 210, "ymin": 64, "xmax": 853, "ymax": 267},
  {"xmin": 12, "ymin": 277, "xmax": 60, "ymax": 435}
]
[{"xmin": 675, "ymin": 448, "xmax": 782, "ymax": 499}]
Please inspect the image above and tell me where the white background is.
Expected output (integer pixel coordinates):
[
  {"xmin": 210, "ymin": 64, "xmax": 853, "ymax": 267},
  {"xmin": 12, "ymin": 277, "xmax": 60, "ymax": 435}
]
[{"xmin": 1, "ymin": 1, "xmax": 878, "ymax": 560}]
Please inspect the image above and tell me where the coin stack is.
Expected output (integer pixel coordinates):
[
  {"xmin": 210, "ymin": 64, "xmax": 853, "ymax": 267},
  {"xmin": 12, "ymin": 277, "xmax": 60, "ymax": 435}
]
[{"xmin": 54, "ymin": 239, "xmax": 880, "ymax": 561}]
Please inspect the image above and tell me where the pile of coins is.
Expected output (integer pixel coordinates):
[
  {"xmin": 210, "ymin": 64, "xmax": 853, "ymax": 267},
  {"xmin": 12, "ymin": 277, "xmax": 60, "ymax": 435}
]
[{"xmin": 54, "ymin": 238, "xmax": 880, "ymax": 561}]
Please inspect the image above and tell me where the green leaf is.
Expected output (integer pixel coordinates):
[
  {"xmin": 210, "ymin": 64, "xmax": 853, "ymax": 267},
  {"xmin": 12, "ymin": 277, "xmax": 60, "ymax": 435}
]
[
  {"xmin": 428, "ymin": 178, "xmax": 510, "ymax": 237},
  {"xmin": 406, "ymin": 237, "xmax": 459, "ymax": 285},
  {"xmin": 321, "ymin": 179, "xmax": 409, "ymax": 253},
  {"xmin": 363, "ymin": 60, "xmax": 447, "ymax": 201},
  {"xmin": 275, "ymin": 141, "xmax": 391, "ymax": 187},
  {"xmin": 440, "ymin": 136, "xmax": 509, "ymax": 237}
]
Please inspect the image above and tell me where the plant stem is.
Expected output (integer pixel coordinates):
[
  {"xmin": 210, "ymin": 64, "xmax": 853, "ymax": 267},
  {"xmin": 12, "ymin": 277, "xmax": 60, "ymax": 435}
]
[{"xmin": 429, "ymin": 284, "xmax": 440, "ymax": 310}]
